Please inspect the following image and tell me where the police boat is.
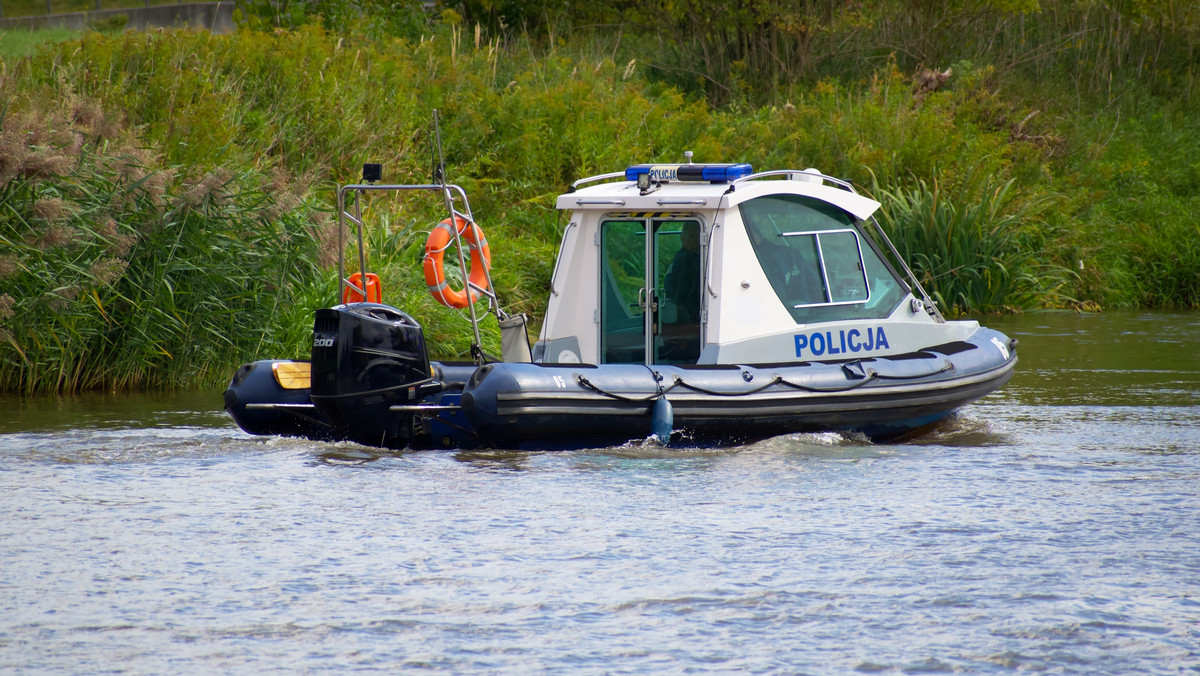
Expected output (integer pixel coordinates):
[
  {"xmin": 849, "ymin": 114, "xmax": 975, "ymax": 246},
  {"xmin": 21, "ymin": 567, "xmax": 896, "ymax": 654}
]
[{"xmin": 224, "ymin": 156, "xmax": 1018, "ymax": 450}]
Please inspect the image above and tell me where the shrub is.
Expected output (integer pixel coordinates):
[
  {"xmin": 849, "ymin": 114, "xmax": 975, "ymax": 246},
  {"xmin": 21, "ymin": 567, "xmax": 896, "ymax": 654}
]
[{"xmin": 871, "ymin": 172, "xmax": 1072, "ymax": 315}]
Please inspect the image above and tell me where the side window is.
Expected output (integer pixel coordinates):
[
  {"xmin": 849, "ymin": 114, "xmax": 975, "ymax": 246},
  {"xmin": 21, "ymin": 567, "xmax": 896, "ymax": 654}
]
[
  {"xmin": 821, "ymin": 231, "xmax": 870, "ymax": 302},
  {"xmin": 740, "ymin": 194, "xmax": 906, "ymax": 323},
  {"xmin": 782, "ymin": 229, "xmax": 869, "ymax": 306}
]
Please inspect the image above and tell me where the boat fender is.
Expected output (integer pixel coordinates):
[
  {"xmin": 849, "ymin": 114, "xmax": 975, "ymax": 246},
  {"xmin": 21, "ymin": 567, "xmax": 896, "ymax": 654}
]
[
  {"xmin": 423, "ymin": 215, "xmax": 491, "ymax": 308},
  {"xmin": 651, "ymin": 396, "xmax": 674, "ymax": 444}
]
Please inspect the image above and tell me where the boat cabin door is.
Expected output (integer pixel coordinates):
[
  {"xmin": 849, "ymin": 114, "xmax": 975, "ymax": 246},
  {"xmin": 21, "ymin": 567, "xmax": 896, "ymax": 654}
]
[{"xmin": 599, "ymin": 217, "xmax": 703, "ymax": 365}]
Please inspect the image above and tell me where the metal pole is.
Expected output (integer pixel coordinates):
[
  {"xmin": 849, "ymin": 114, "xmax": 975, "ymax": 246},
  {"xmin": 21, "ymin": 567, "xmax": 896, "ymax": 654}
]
[
  {"xmin": 336, "ymin": 188, "xmax": 346, "ymax": 301},
  {"xmin": 46, "ymin": 0, "xmax": 52, "ymax": 15},
  {"xmin": 354, "ymin": 190, "xmax": 367, "ymax": 290},
  {"xmin": 433, "ymin": 110, "xmax": 485, "ymax": 363},
  {"xmin": 867, "ymin": 216, "xmax": 944, "ymax": 322}
]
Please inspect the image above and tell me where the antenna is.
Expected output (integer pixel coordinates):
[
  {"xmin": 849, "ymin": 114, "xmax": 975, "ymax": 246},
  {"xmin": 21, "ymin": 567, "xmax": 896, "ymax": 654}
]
[
  {"xmin": 432, "ymin": 111, "xmax": 447, "ymax": 186},
  {"xmin": 432, "ymin": 110, "xmax": 459, "ymax": 223}
]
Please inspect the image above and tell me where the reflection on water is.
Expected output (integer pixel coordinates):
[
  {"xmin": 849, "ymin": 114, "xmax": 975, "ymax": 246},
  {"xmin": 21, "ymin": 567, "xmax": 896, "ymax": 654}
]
[
  {"xmin": 987, "ymin": 309, "xmax": 1200, "ymax": 407},
  {"xmin": 1, "ymin": 311, "xmax": 1198, "ymax": 673},
  {"xmin": 0, "ymin": 389, "xmax": 227, "ymax": 434}
]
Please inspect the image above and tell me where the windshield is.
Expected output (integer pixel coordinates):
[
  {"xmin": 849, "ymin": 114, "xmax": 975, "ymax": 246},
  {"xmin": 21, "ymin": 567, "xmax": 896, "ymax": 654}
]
[{"xmin": 739, "ymin": 194, "xmax": 906, "ymax": 324}]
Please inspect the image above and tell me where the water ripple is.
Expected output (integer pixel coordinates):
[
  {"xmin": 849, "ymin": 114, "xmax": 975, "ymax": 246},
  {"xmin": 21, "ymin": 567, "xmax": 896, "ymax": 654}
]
[{"xmin": 3, "ymin": 312, "xmax": 1200, "ymax": 673}]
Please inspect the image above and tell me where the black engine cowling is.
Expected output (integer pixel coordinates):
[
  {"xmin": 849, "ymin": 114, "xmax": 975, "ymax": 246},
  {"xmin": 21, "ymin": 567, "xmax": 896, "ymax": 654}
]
[{"xmin": 309, "ymin": 303, "xmax": 436, "ymax": 448}]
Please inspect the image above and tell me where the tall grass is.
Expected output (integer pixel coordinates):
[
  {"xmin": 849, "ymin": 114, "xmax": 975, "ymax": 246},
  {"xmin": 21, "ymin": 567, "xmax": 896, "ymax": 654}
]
[
  {"xmin": 469, "ymin": 0, "xmax": 1196, "ymax": 108},
  {"xmin": 0, "ymin": 98, "xmax": 331, "ymax": 393},
  {"xmin": 871, "ymin": 172, "xmax": 1073, "ymax": 315}
]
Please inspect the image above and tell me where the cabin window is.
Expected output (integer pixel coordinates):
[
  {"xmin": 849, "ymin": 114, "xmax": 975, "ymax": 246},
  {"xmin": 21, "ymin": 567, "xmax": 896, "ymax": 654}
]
[{"xmin": 739, "ymin": 194, "xmax": 906, "ymax": 324}]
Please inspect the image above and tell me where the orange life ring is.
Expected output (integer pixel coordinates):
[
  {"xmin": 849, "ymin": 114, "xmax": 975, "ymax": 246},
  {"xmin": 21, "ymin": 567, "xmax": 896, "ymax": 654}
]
[
  {"xmin": 422, "ymin": 215, "xmax": 491, "ymax": 309},
  {"xmin": 342, "ymin": 272, "xmax": 382, "ymax": 304}
]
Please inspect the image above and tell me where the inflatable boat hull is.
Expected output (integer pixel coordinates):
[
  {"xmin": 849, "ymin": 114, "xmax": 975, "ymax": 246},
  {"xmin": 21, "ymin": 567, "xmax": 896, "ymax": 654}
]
[
  {"xmin": 458, "ymin": 329, "xmax": 1015, "ymax": 446},
  {"xmin": 225, "ymin": 328, "xmax": 1016, "ymax": 450}
]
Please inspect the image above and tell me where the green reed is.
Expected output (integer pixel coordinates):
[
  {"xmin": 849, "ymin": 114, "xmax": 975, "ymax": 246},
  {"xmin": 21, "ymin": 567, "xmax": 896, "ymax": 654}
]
[
  {"xmin": 0, "ymin": 99, "xmax": 330, "ymax": 393},
  {"xmin": 870, "ymin": 172, "xmax": 1073, "ymax": 316}
]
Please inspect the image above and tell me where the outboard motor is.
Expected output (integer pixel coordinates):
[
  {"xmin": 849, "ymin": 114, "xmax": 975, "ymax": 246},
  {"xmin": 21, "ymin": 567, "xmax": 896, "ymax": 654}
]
[{"xmin": 309, "ymin": 303, "xmax": 440, "ymax": 448}]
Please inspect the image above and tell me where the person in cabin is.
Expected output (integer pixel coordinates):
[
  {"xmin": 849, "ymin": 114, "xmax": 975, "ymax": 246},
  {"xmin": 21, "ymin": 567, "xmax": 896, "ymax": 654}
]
[
  {"xmin": 664, "ymin": 222, "xmax": 701, "ymax": 322},
  {"xmin": 745, "ymin": 219, "xmax": 824, "ymax": 307},
  {"xmin": 661, "ymin": 221, "xmax": 702, "ymax": 362}
]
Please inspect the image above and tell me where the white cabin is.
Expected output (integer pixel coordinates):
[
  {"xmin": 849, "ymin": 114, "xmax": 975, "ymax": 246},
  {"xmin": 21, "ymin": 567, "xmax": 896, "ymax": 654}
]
[{"xmin": 533, "ymin": 163, "xmax": 980, "ymax": 366}]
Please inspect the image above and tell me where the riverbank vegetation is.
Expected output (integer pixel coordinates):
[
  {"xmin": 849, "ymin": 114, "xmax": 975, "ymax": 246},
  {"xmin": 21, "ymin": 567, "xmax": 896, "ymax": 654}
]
[
  {"xmin": 0, "ymin": 28, "xmax": 78, "ymax": 58},
  {"xmin": 1, "ymin": 0, "xmax": 1197, "ymax": 393},
  {"xmin": 0, "ymin": 0, "xmax": 178, "ymax": 19}
]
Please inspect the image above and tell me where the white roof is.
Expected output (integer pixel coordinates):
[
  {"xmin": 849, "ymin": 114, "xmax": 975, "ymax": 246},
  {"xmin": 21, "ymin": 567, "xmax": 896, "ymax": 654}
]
[{"xmin": 555, "ymin": 170, "xmax": 881, "ymax": 220}]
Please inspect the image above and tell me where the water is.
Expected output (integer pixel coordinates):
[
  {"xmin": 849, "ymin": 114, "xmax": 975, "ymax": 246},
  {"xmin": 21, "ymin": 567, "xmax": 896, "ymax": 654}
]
[{"xmin": 2, "ymin": 311, "xmax": 1199, "ymax": 674}]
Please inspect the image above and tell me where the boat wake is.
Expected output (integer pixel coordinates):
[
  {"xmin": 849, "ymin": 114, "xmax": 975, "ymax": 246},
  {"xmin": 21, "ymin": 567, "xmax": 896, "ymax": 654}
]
[{"xmin": 900, "ymin": 410, "xmax": 1012, "ymax": 447}]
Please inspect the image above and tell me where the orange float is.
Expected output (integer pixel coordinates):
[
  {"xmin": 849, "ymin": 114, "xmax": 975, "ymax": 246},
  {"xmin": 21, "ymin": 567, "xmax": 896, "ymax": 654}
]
[
  {"xmin": 423, "ymin": 215, "xmax": 491, "ymax": 308},
  {"xmin": 342, "ymin": 271, "xmax": 382, "ymax": 304}
]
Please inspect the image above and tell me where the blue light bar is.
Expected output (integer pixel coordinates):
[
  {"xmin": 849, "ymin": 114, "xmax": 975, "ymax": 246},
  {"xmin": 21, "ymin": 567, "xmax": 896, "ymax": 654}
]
[{"xmin": 625, "ymin": 163, "xmax": 753, "ymax": 183}]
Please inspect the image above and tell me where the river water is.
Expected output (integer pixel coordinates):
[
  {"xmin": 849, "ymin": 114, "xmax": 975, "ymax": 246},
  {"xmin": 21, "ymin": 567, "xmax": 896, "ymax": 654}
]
[{"xmin": 1, "ymin": 311, "xmax": 1198, "ymax": 674}]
